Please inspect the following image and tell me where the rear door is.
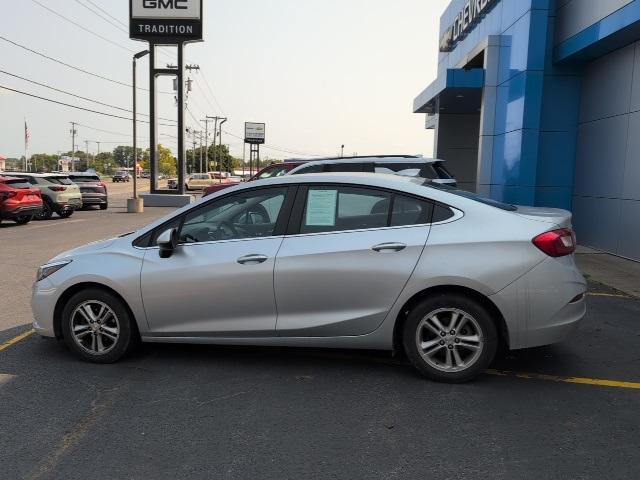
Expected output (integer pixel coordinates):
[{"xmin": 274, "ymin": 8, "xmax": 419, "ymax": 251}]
[{"xmin": 274, "ymin": 185, "xmax": 433, "ymax": 337}]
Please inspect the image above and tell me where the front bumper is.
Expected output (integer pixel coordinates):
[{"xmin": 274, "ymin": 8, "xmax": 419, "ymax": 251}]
[{"xmin": 32, "ymin": 278, "xmax": 58, "ymax": 338}]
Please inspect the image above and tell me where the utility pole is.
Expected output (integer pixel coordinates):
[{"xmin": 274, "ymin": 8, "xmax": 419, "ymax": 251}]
[
  {"xmin": 85, "ymin": 140, "xmax": 90, "ymax": 171},
  {"xmin": 70, "ymin": 122, "xmax": 77, "ymax": 171},
  {"xmin": 202, "ymin": 116, "xmax": 216, "ymax": 172},
  {"xmin": 218, "ymin": 118, "xmax": 227, "ymax": 180},
  {"xmin": 199, "ymin": 130, "xmax": 203, "ymax": 173}
]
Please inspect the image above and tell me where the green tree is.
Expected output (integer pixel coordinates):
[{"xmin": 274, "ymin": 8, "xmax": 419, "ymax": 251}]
[
  {"xmin": 207, "ymin": 144, "xmax": 234, "ymax": 173},
  {"xmin": 112, "ymin": 146, "xmax": 143, "ymax": 168},
  {"xmin": 139, "ymin": 145, "xmax": 176, "ymax": 176}
]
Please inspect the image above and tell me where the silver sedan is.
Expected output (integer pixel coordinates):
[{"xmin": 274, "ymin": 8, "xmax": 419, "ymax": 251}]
[{"xmin": 32, "ymin": 174, "xmax": 587, "ymax": 382}]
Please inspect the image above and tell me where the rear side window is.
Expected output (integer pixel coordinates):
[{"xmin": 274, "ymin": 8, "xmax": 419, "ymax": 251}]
[
  {"xmin": 432, "ymin": 204, "xmax": 455, "ymax": 222},
  {"xmin": 391, "ymin": 195, "xmax": 434, "ymax": 226},
  {"xmin": 301, "ymin": 187, "xmax": 390, "ymax": 234},
  {"xmin": 325, "ymin": 163, "xmax": 365, "ymax": 173}
]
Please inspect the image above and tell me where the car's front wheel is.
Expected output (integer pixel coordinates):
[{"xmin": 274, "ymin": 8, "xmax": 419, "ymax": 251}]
[
  {"xmin": 61, "ymin": 289, "xmax": 137, "ymax": 363},
  {"xmin": 58, "ymin": 210, "xmax": 74, "ymax": 218},
  {"xmin": 403, "ymin": 293, "xmax": 497, "ymax": 383}
]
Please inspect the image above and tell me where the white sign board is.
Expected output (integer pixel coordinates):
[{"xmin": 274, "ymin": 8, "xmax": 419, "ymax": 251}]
[
  {"xmin": 244, "ymin": 122, "xmax": 266, "ymax": 145},
  {"xmin": 131, "ymin": 0, "xmax": 201, "ymax": 19},
  {"xmin": 306, "ymin": 189, "xmax": 338, "ymax": 226}
]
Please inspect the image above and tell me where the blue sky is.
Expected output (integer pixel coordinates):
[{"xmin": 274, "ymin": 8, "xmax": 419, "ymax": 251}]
[{"xmin": 0, "ymin": 0, "xmax": 448, "ymax": 160}]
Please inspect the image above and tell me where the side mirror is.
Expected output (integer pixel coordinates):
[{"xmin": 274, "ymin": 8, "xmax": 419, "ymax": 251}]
[{"xmin": 157, "ymin": 228, "xmax": 178, "ymax": 258}]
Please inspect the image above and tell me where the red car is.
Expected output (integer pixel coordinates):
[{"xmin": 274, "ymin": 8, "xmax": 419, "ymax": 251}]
[
  {"xmin": 0, "ymin": 176, "xmax": 43, "ymax": 225},
  {"xmin": 202, "ymin": 161, "xmax": 307, "ymax": 197}
]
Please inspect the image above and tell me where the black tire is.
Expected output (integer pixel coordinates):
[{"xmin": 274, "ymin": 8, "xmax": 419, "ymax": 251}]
[
  {"xmin": 99, "ymin": 203, "xmax": 108, "ymax": 210},
  {"xmin": 35, "ymin": 200, "xmax": 53, "ymax": 220},
  {"xmin": 14, "ymin": 215, "xmax": 33, "ymax": 225},
  {"xmin": 61, "ymin": 288, "xmax": 137, "ymax": 363},
  {"xmin": 402, "ymin": 293, "xmax": 498, "ymax": 383},
  {"xmin": 58, "ymin": 210, "xmax": 74, "ymax": 218}
]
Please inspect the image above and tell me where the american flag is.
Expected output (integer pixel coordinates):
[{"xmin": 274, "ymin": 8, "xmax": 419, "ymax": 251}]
[{"xmin": 24, "ymin": 121, "xmax": 30, "ymax": 149}]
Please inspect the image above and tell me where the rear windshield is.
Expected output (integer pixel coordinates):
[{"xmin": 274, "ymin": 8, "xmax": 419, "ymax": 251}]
[
  {"xmin": 2, "ymin": 179, "xmax": 32, "ymax": 189},
  {"xmin": 45, "ymin": 176, "xmax": 74, "ymax": 185},
  {"xmin": 424, "ymin": 181, "xmax": 517, "ymax": 211},
  {"xmin": 69, "ymin": 175, "xmax": 100, "ymax": 182}
]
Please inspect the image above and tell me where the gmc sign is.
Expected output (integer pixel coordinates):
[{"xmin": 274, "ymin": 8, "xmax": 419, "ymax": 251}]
[{"xmin": 130, "ymin": 0, "xmax": 202, "ymax": 43}]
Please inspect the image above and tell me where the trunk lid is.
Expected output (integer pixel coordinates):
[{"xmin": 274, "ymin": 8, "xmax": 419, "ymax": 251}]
[{"xmin": 514, "ymin": 206, "xmax": 572, "ymax": 228}]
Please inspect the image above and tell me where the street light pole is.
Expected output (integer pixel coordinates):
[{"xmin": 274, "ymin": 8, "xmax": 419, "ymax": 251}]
[{"xmin": 129, "ymin": 49, "xmax": 149, "ymax": 213}]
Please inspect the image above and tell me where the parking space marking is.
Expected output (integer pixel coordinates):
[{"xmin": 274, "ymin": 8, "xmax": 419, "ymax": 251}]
[
  {"xmin": 0, "ymin": 329, "xmax": 34, "ymax": 352},
  {"xmin": 26, "ymin": 219, "xmax": 86, "ymax": 230},
  {"xmin": 486, "ymin": 369, "xmax": 640, "ymax": 390}
]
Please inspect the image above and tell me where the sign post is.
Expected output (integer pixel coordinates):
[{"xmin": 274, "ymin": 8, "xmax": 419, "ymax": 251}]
[
  {"xmin": 244, "ymin": 122, "xmax": 265, "ymax": 177},
  {"xmin": 129, "ymin": 0, "xmax": 203, "ymax": 198}
]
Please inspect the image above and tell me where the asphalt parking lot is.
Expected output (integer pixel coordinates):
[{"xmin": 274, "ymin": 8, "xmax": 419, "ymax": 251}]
[{"xmin": 1, "ymin": 184, "xmax": 639, "ymax": 479}]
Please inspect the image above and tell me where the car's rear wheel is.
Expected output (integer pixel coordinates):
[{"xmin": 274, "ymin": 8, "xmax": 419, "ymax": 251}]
[
  {"xmin": 35, "ymin": 200, "xmax": 53, "ymax": 220},
  {"xmin": 61, "ymin": 289, "xmax": 136, "ymax": 363},
  {"xmin": 14, "ymin": 215, "xmax": 33, "ymax": 225},
  {"xmin": 403, "ymin": 293, "xmax": 497, "ymax": 383},
  {"xmin": 100, "ymin": 203, "xmax": 108, "ymax": 210}
]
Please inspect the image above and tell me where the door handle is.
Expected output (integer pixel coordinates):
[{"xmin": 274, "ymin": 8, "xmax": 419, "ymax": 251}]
[
  {"xmin": 371, "ymin": 242, "xmax": 407, "ymax": 252},
  {"xmin": 237, "ymin": 254, "xmax": 269, "ymax": 265}
]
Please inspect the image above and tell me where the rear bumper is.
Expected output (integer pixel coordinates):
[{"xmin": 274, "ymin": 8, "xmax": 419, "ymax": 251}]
[
  {"xmin": 54, "ymin": 198, "xmax": 82, "ymax": 212},
  {"xmin": 491, "ymin": 255, "xmax": 587, "ymax": 350},
  {"xmin": 0, "ymin": 205, "xmax": 43, "ymax": 219},
  {"xmin": 81, "ymin": 194, "xmax": 108, "ymax": 205}
]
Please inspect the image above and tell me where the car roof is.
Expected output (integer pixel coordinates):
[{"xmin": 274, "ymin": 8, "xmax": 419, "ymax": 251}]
[
  {"xmin": 291, "ymin": 156, "xmax": 444, "ymax": 166},
  {"xmin": 2, "ymin": 172, "xmax": 69, "ymax": 178},
  {"xmin": 67, "ymin": 172, "xmax": 99, "ymax": 176},
  {"xmin": 0, "ymin": 175, "xmax": 22, "ymax": 181}
]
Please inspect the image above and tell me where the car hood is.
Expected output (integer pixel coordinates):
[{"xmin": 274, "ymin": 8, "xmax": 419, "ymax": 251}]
[{"xmin": 48, "ymin": 237, "xmax": 118, "ymax": 263}]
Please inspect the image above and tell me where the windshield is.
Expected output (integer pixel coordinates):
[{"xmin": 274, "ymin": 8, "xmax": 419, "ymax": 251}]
[
  {"xmin": 45, "ymin": 176, "xmax": 74, "ymax": 185},
  {"xmin": 2, "ymin": 179, "xmax": 32, "ymax": 189},
  {"xmin": 256, "ymin": 165, "xmax": 289, "ymax": 179},
  {"xmin": 424, "ymin": 181, "xmax": 517, "ymax": 211}
]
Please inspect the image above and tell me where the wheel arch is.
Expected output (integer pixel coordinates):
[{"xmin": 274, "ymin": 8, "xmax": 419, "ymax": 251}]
[
  {"xmin": 53, "ymin": 282, "xmax": 140, "ymax": 341},
  {"xmin": 392, "ymin": 285, "xmax": 510, "ymax": 356}
]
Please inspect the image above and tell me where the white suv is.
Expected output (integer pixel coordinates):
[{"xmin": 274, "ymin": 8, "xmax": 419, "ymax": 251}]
[
  {"xmin": 287, "ymin": 155, "xmax": 457, "ymax": 186},
  {"xmin": 5, "ymin": 173, "xmax": 82, "ymax": 220}
]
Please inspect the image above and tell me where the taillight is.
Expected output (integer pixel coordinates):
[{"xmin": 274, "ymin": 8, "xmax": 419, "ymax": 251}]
[
  {"xmin": 0, "ymin": 191, "xmax": 17, "ymax": 201},
  {"xmin": 532, "ymin": 228, "xmax": 576, "ymax": 257},
  {"xmin": 48, "ymin": 186, "xmax": 67, "ymax": 192}
]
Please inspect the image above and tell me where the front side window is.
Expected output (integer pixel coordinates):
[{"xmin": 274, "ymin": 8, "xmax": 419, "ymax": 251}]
[
  {"xmin": 179, "ymin": 187, "xmax": 288, "ymax": 243},
  {"xmin": 301, "ymin": 186, "xmax": 390, "ymax": 234}
]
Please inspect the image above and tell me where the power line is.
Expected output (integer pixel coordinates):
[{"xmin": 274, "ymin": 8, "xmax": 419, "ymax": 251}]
[
  {"xmin": 83, "ymin": 0, "xmax": 128, "ymax": 27},
  {"xmin": 0, "ymin": 84, "xmax": 176, "ymax": 127},
  {"xmin": 74, "ymin": 0, "xmax": 129, "ymax": 34},
  {"xmin": 222, "ymin": 130, "xmax": 325, "ymax": 158},
  {"xmin": 30, "ymin": 0, "xmax": 135, "ymax": 53},
  {"xmin": 0, "ymin": 35, "xmax": 172, "ymax": 94},
  {"xmin": 197, "ymin": 73, "xmax": 227, "ymax": 117},
  {"xmin": 0, "ymin": 68, "xmax": 177, "ymax": 123}
]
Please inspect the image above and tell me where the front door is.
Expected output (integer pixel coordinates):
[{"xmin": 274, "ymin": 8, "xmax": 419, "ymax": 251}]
[
  {"xmin": 141, "ymin": 186, "xmax": 291, "ymax": 336},
  {"xmin": 274, "ymin": 185, "xmax": 433, "ymax": 337}
]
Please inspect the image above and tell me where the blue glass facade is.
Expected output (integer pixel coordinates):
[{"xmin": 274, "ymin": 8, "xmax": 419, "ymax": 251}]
[{"xmin": 415, "ymin": 0, "xmax": 640, "ymax": 261}]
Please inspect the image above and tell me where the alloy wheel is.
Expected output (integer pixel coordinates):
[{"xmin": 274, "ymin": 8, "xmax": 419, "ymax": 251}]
[
  {"xmin": 415, "ymin": 308, "xmax": 484, "ymax": 372},
  {"xmin": 70, "ymin": 300, "xmax": 120, "ymax": 355}
]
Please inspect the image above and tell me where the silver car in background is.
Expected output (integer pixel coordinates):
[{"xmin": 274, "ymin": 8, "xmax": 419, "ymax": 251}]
[{"xmin": 32, "ymin": 174, "xmax": 586, "ymax": 382}]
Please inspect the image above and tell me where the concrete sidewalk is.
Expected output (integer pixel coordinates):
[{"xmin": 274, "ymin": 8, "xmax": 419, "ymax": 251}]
[{"xmin": 576, "ymin": 246, "xmax": 640, "ymax": 298}]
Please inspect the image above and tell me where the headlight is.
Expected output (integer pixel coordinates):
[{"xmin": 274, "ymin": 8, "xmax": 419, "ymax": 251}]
[{"xmin": 36, "ymin": 260, "xmax": 72, "ymax": 282}]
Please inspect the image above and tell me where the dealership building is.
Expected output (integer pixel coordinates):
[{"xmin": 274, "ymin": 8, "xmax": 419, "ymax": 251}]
[{"xmin": 414, "ymin": 0, "xmax": 640, "ymax": 261}]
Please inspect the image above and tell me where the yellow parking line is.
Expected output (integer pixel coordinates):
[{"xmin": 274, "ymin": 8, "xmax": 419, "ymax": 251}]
[
  {"xmin": 486, "ymin": 369, "xmax": 640, "ymax": 390},
  {"xmin": 0, "ymin": 329, "xmax": 35, "ymax": 352},
  {"xmin": 587, "ymin": 292, "xmax": 633, "ymax": 299}
]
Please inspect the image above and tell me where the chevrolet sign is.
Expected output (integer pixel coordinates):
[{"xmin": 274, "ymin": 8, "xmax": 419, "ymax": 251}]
[
  {"xmin": 439, "ymin": 0, "xmax": 498, "ymax": 52},
  {"xmin": 130, "ymin": 0, "xmax": 203, "ymax": 43}
]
